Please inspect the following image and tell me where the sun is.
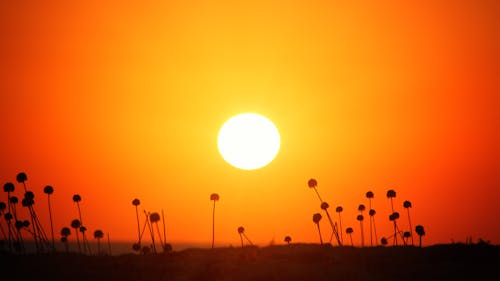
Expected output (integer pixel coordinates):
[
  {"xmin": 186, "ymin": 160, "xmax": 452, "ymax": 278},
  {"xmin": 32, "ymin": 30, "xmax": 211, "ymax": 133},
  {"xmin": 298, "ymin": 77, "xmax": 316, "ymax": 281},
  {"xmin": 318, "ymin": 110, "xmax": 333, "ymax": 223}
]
[{"xmin": 217, "ymin": 113, "xmax": 280, "ymax": 170}]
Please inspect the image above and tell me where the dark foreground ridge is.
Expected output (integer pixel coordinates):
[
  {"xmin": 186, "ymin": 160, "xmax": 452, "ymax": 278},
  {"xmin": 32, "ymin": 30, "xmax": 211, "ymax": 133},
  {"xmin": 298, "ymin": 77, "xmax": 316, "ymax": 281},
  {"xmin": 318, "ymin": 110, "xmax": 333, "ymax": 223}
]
[{"xmin": 3, "ymin": 243, "xmax": 498, "ymax": 281}]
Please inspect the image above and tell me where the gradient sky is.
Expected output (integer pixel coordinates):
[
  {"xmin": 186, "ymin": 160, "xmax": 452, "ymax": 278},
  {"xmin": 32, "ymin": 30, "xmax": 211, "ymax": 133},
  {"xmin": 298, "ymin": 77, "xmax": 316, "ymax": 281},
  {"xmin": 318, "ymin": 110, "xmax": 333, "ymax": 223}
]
[{"xmin": 1, "ymin": 0, "xmax": 499, "ymax": 248}]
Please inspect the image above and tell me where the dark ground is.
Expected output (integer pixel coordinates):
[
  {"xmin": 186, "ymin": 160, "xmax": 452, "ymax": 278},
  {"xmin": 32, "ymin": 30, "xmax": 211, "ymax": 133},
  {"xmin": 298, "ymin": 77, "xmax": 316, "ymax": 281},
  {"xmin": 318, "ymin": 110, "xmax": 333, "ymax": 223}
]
[{"xmin": 2, "ymin": 243, "xmax": 498, "ymax": 281}]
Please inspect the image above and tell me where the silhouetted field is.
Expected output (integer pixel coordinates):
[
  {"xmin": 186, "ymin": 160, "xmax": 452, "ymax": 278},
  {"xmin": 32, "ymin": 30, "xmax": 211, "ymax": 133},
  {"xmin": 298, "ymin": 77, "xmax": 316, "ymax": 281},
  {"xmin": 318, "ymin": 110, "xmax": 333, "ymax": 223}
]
[{"xmin": 2, "ymin": 243, "xmax": 498, "ymax": 281}]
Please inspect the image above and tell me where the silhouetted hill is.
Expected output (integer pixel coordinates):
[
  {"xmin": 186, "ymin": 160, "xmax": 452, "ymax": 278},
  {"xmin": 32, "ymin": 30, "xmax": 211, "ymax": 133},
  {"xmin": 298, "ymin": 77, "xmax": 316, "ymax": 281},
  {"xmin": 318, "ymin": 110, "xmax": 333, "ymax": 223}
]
[{"xmin": 2, "ymin": 243, "xmax": 498, "ymax": 281}]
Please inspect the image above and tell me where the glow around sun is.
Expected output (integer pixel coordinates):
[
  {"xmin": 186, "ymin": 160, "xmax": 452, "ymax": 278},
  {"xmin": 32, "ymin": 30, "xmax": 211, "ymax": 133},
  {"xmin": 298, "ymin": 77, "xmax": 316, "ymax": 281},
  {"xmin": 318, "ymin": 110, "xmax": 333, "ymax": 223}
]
[{"xmin": 217, "ymin": 113, "xmax": 280, "ymax": 170}]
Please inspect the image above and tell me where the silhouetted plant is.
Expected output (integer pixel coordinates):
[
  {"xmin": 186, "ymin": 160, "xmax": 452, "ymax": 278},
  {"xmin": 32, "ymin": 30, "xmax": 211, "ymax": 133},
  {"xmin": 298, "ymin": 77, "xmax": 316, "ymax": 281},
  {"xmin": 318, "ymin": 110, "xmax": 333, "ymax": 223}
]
[
  {"xmin": 284, "ymin": 236, "xmax": 291, "ymax": 245},
  {"xmin": 358, "ymin": 204, "xmax": 365, "ymax": 247},
  {"xmin": 389, "ymin": 211, "xmax": 406, "ymax": 245},
  {"xmin": 44, "ymin": 185, "xmax": 55, "ymax": 250},
  {"xmin": 415, "ymin": 225, "xmax": 425, "ymax": 247},
  {"xmin": 132, "ymin": 199, "xmax": 141, "ymax": 247},
  {"xmin": 3, "ymin": 182, "xmax": 15, "ymax": 251},
  {"xmin": 366, "ymin": 191, "xmax": 375, "ymax": 246},
  {"xmin": 144, "ymin": 211, "xmax": 157, "ymax": 254},
  {"xmin": 70, "ymin": 219, "xmax": 81, "ymax": 253},
  {"xmin": 312, "ymin": 213, "xmax": 323, "ymax": 245},
  {"xmin": 73, "ymin": 194, "xmax": 89, "ymax": 253},
  {"xmin": 79, "ymin": 226, "xmax": 91, "ymax": 254},
  {"xmin": 14, "ymin": 219, "xmax": 25, "ymax": 253},
  {"xmin": 369, "ymin": 208, "xmax": 378, "ymax": 246},
  {"xmin": 307, "ymin": 178, "xmax": 323, "ymax": 202},
  {"xmin": 403, "ymin": 200, "xmax": 414, "ymax": 246},
  {"xmin": 336, "ymin": 206, "xmax": 344, "ymax": 244},
  {"xmin": 22, "ymin": 190, "xmax": 44, "ymax": 252},
  {"xmin": 320, "ymin": 202, "xmax": 341, "ymax": 246},
  {"xmin": 210, "ymin": 193, "xmax": 219, "ymax": 249},
  {"xmin": 94, "ymin": 229, "xmax": 104, "ymax": 255},
  {"xmin": 237, "ymin": 226, "xmax": 253, "ymax": 247},
  {"xmin": 346, "ymin": 227, "xmax": 354, "ymax": 246},
  {"xmin": 16, "ymin": 172, "xmax": 28, "ymax": 191},
  {"xmin": 403, "ymin": 231, "xmax": 411, "ymax": 246},
  {"xmin": 0, "ymin": 202, "xmax": 7, "ymax": 242},
  {"xmin": 386, "ymin": 189, "xmax": 398, "ymax": 245},
  {"xmin": 61, "ymin": 227, "xmax": 71, "ymax": 253},
  {"xmin": 149, "ymin": 212, "xmax": 164, "ymax": 251},
  {"xmin": 381, "ymin": 237, "xmax": 388, "ymax": 245}
]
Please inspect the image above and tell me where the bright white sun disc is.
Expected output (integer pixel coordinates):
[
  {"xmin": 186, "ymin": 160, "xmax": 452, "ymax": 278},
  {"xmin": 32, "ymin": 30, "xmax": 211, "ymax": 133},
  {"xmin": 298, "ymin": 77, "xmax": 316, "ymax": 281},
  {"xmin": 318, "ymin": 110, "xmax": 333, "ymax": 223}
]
[{"xmin": 218, "ymin": 113, "xmax": 280, "ymax": 170}]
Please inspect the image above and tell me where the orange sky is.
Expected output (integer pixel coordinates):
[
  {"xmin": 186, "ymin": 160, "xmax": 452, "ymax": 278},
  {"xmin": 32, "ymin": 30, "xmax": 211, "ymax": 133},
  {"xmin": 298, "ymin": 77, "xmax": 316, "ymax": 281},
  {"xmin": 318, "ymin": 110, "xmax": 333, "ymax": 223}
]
[{"xmin": 1, "ymin": 0, "xmax": 499, "ymax": 249}]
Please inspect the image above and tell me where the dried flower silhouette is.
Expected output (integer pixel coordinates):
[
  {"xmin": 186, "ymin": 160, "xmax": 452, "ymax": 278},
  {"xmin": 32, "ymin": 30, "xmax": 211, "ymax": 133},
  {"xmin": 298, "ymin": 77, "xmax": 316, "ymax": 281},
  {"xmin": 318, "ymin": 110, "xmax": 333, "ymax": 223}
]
[
  {"xmin": 4, "ymin": 182, "xmax": 15, "ymax": 251},
  {"xmin": 357, "ymin": 204, "xmax": 366, "ymax": 247},
  {"xmin": 312, "ymin": 213, "xmax": 323, "ymax": 245},
  {"xmin": 320, "ymin": 202, "xmax": 341, "ymax": 245},
  {"xmin": 368, "ymin": 208, "xmax": 378, "ymax": 246},
  {"xmin": 336, "ymin": 206, "xmax": 344, "ymax": 244},
  {"xmin": 60, "ymin": 227, "xmax": 71, "ymax": 253},
  {"xmin": 403, "ymin": 200, "xmax": 414, "ymax": 246},
  {"xmin": 132, "ymin": 198, "xmax": 141, "ymax": 247},
  {"xmin": 237, "ymin": 226, "xmax": 253, "ymax": 248},
  {"xmin": 210, "ymin": 193, "xmax": 219, "ymax": 249},
  {"xmin": 94, "ymin": 229, "xmax": 104, "ymax": 255},
  {"xmin": 346, "ymin": 227, "xmax": 354, "ymax": 246},
  {"xmin": 70, "ymin": 219, "xmax": 82, "ymax": 253},
  {"xmin": 386, "ymin": 189, "xmax": 398, "ymax": 245},
  {"xmin": 415, "ymin": 225, "xmax": 425, "ymax": 247},
  {"xmin": 307, "ymin": 178, "xmax": 323, "ymax": 202},
  {"xmin": 43, "ymin": 185, "xmax": 55, "ymax": 249},
  {"xmin": 365, "ymin": 191, "xmax": 375, "ymax": 246},
  {"xmin": 284, "ymin": 235, "xmax": 292, "ymax": 245}
]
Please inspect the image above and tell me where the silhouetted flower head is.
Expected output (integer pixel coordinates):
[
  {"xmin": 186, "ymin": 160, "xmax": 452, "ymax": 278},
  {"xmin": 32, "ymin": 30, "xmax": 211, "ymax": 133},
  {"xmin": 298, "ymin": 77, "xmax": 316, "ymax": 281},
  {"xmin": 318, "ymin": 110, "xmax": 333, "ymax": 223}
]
[
  {"xmin": 404, "ymin": 231, "xmax": 411, "ymax": 238},
  {"xmin": 4, "ymin": 213, "xmax": 13, "ymax": 221},
  {"xmin": 61, "ymin": 227, "xmax": 71, "ymax": 237},
  {"xmin": 9, "ymin": 196, "xmax": 18, "ymax": 204},
  {"xmin": 210, "ymin": 193, "xmax": 220, "ymax": 201},
  {"xmin": 403, "ymin": 200, "xmax": 412, "ymax": 208},
  {"xmin": 94, "ymin": 230, "xmax": 104, "ymax": 239},
  {"xmin": 24, "ymin": 191, "xmax": 35, "ymax": 200},
  {"xmin": 23, "ymin": 220, "xmax": 30, "ymax": 227},
  {"xmin": 3, "ymin": 182, "xmax": 15, "ymax": 193},
  {"xmin": 0, "ymin": 202, "xmax": 5, "ymax": 211},
  {"xmin": 346, "ymin": 227, "xmax": 353, "ymax": 234},
  {"xmin": 366, "ymin": 191, "xmax": 374, "ymax": 199},
  {"xmin": 44, "ymin": 185, "xmax": 54, "ymax": 195},
  {"xmin": 73, "ymin": 194, "xmax": 82, "ymax": 202},
  {"xmin": 22, "ymin": 198, "xmax": 34, "ymax": 207},
  {"xmin": 389, "ymin": 212, "xmax": 400, "ymax": 221},
  {"xmin": 336, "ymin": 206, "xmax": 343, "ymax": 213},
  {"xmin": 308, "ymin": 178, "xmax": 317, "ymax": 188},
  {"xmin": 381, "ymin": 237, "xmax": 388, "ymax": 245},
  {"xmin": 16, "ymin": 172, "xmax": 27, "ymax": 183},
  {"xmin": 238, "ymin": 226, "xmax": 245, "ymax": 234},
  {"xmin": 79, "ymin": 226, "xmax": 87, "ymax": 233},
  {"xmin": 149, "ymin": 212, "xmax": 160, "ymax": 223},
  {"xmin": 15, "ymin": 220, "xmax": 23, "ymax": 230},
  {"xmin": 415, "ymin": 225, "xmax": 425, "ymax": 236},
  {"xmin": 313, "ymin": 213, "xmax": 322, "ymax": 223},
  {"xmin": 284, "ymin": 236, "xmax": 292, "ymax": 243},
  {"xmin": 358, "ymin": 204, "xmax": 365, "ymax": 212},
  {"xmin": 320, "ymin": 202, "xmax": 329, "ymax": 210},
  {"xmin": 132, "ymin": 198, "xmax": 140, "ymax": 206},
  {"xmin": 386, "ymin": 189, "xmax": 396, "ymax": 198},
  {"xmin": 357, "ymin": 214, "xmax": 364, "ymax": 221},
  {"xmin": 369, "ymin": 209, "xmax": 376, "ymax": 216},
  {"xmin": 71, "ymin": 219, "xmax": 81, "ymax": 229}
]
